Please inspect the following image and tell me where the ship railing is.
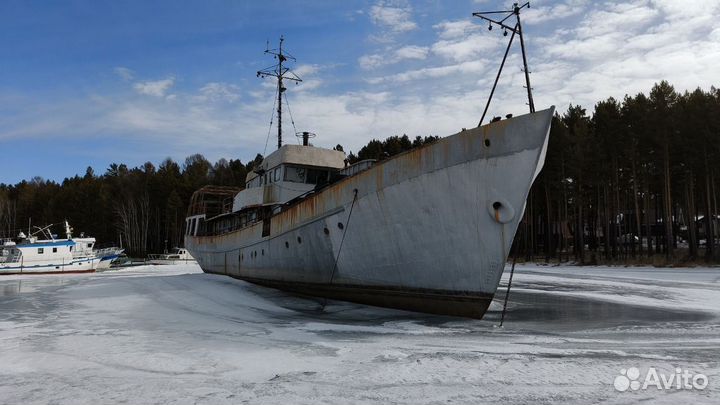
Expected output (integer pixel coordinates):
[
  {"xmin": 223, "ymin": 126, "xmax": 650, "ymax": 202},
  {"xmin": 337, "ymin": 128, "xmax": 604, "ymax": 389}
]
[
  {"xmin": 222, "ymin": 197, "xmax": 234, "ymax": 214},
  {"xmin": 0, "ymin": 252, "xmax": 20, "ymax": 263},
  {"xmin": 339, "ymin": 159, "xmax": 376, "ymax": 177},
  {"xmin": 72, "ymin": 251, "xmax": 93, "ymax": 259}
]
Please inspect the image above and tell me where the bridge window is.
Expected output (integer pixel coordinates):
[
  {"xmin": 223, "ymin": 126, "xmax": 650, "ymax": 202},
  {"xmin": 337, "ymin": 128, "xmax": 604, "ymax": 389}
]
[
  {"xmin": 306, "ymin": 169, "xmax": 328, "ymax": 185},
  {"xmin": 285, "ymin": 166, "xmax": 306, "ymax": 183},
  {"xmin": 274, "ymin": 167, "xmax": 281, "ymax": 182}
]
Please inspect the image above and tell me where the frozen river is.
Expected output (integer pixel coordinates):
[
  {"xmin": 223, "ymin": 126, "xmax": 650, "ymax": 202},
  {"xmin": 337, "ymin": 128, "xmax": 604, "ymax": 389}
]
[{"xmin": 1, "ymin": 264, "xmax": 718, "ymax": 404}]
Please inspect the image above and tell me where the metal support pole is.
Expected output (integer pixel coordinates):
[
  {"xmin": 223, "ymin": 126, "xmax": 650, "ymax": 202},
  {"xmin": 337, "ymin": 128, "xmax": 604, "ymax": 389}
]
[
  {"xmin": 478, "ymin": 25, "xmax": 517, "ymax": 127},
  {"xmin": 499, "ymin": 253, "xmax": 517, "ymax": 327},
  {"xmin": 277, "ymin": 39, "xmax": 284, "ymax": 150},
  {"xmin": 516, "ymin": 9, "xmax": 535, "ymax": 113}
]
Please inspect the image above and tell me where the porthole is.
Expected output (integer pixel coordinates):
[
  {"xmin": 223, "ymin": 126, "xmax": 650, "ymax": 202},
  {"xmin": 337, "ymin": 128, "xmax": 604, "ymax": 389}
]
[
  {"xmin": 484, "ymin": 139, "xmax": 491, "ymax": 147},
  {"xmin": 285, "ymin": 241, "xmax": 290, "ymax": 248},
  {"xmin": 297, "ymin": 236, "xmax": 302, "ymax": 244},
  {"xmin": 323, "ymin": 227, "xmax": 330, "ymax": 235},
  {"xmin": 337, "ymin": 222, "xmax": 344, "ymax": 230}
]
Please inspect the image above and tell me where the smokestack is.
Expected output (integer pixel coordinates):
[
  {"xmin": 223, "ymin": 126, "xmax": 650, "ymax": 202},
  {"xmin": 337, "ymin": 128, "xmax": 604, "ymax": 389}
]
[{"xmin": 302, "ymin": 131, "xmax": 310, "ymax": 146}]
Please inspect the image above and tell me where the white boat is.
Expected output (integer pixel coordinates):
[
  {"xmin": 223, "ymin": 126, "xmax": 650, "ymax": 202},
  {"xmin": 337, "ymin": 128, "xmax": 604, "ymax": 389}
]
[
  {"xmin": 0, "ymin": 223, "xmax": 101, "ymax": 275},
  {"xmin": 66, "ymin": 226, "xmax": 123, "ymax": 270},
  {"xmin": 147, "ymin": 248, "xmax": 196, "ymax": 265},
  {"xmin": 94, "ymin": 247, "xmax": 125, "ymax": 269},
  {"xmin": 183, "ymin": 32, "xmax": 554, "ymax": 318}
]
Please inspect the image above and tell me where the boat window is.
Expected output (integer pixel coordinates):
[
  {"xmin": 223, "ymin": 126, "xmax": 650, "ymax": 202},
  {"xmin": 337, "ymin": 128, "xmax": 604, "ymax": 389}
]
[
  {"xmin": 306, "ymin": 169, "xmax": 328, "ymax": 185},
  {"xmin": 284, "ymin": 166, "xmax": 306, "ymax": 183},
  {"xmin": 53, "ymin": 247, "xmax": 58, "ymax": 253},
  {"xmin": 87, "ymin": 243, "xmax": 93, "ymax": 248},
  {"xmin": 70, "ymin": 246, "xmax": 73, "ymax": 252},
  {"xmin": 38, "ymin": 248, "xmax": 44, "ymax": 254},
  {"xmin": 274, "ymin": 167, "xmax": 281, "ymax": 182}
]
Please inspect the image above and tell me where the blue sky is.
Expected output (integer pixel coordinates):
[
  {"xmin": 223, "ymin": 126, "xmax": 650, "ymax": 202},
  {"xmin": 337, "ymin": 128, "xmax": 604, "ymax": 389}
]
[{"xmin": 1, "ymin": 0, "xmax": 719, "ymax": 184}]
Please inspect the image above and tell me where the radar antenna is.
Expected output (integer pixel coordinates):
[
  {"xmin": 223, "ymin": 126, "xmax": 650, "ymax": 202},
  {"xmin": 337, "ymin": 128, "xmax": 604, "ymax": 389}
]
[
  {"xmin": 473, "ymin": 2, "xmax": 535, "ymax": 126},
  {"xmin": 257, "ymin": 36, "xmax": 303, "ymax": 150}
]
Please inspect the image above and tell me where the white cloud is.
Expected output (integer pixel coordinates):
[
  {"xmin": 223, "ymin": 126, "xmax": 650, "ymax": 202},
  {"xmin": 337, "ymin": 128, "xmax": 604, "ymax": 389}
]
[
  {"xmin": 113, "ymin": 67, "xmax": 134, "ymax": 81},
  {"xmin": 433, "ymin": 20, "xmax": 478, "ymax": 39},
  {"xmin": 133, "ymin": 77, "xmax": 175, "ymax": 97},
  {"xmin": 359, "ymin": 45, "xmax": 429, "ymax": 69},
  {"xmin": 523, "ymin": 0, "xmax": 589, "ymax": 25},
  {"xmin": 198, "ymin": 82, "xmax": 240, "ymax": 102},
  {"xmin": 367, "ymin": 60, "xmax": 487, "ymax": 84},
  {"xmin": 431, "ymin": 34, "xmax": 498, "ymax": 62},
  {"xmin": 369, "ymin": 1, "xmax": 417, "ymax": 33},
  {"xmin": 293, "ymin": 64, "xmax": 320, "ymax": 77},
  {"xmin": 528, "ymin": 0, "xmax": 720, "ymax": 112},
  {"xmin": 395, "ymin": 45, "xmax": 429, "ymax": 60}
]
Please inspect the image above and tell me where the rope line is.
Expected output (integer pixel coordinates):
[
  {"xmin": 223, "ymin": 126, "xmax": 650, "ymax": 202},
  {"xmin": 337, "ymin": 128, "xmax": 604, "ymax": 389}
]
[
  {"xmin": 283, "ymin": 92, "xmax": 299, "ymax": 144},
  {"xmin": 263, "ymin": 88, "xmax": 278, "ymax": 156}
]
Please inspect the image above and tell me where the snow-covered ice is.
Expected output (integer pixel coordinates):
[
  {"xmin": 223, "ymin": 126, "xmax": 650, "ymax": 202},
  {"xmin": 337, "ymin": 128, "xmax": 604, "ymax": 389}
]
[{"xmin": 1, "ymin": 264, "xmax": 719, "ymax": 404}]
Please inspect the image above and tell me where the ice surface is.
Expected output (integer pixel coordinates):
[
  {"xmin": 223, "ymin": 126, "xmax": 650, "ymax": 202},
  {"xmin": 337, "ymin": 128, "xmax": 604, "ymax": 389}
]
[{"xmin": 1, "ymin": 264, "xmax": 718, "ymax": 404}]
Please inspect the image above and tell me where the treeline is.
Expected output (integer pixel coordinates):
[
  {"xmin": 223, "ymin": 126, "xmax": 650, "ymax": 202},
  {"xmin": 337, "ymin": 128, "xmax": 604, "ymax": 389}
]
[
  {"xmin": 0, "ymin": 154, "xmax": 262, "ymax": 256},
  {"xmin": 519, "ymin": 81, "xmax": 720, "ymax": 264},
  {"xmin": 1, "ymin": 81, "xmax": 718, "ymax": 263}
]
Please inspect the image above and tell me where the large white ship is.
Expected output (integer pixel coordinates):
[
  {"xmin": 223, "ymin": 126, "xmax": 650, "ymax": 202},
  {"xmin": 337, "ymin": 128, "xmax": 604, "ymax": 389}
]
[{"xmin": 184, "ymin": 6, "xmax": 553, "ymax": 318}]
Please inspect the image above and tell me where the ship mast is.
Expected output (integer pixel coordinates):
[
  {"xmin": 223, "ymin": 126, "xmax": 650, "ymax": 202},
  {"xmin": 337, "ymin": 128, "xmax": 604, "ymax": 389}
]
[
  {"xmin": 473, "ymin": 2, "xmax": 535, "ymax": 126},
  {"xmin": 257, "ymin": 36, "xmax": 302, "ymax": 150}
]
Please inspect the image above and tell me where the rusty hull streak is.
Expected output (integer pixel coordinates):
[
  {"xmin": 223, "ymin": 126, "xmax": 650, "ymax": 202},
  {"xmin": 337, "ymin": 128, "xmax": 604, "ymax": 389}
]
[
  {"xmin": 240, "ymin": 123, "xmax": 501, "ymax": 238},
  {"xmin": 195, "ymin": 118, "xmax": 513, "ymax": 243}
]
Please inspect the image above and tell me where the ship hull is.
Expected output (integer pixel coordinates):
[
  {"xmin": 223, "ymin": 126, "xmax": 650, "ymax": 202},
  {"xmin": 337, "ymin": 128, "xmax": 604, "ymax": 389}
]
[
  {"xmin": 186, "ymin": 107, "xmax": 554, "ymax": 318},
  {"xmin": 0, "ymin": 258, "xmax": 101, "ymax": 275}
]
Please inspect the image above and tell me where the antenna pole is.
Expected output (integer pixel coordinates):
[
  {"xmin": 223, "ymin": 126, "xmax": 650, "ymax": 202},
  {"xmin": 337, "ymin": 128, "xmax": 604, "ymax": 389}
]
[
  {"xmin": 257, "ymin": 36, "xmax": 302, "ymax": 150},
  {"xmin": 515, "ymin": 5, "xmax": 535, "ymax": 113},
  {"xmin": 473, "ymin": 2, "xmax": 534, "ymax": 125},
  {"xmin": 277, "ymin": 37, "xmax": 284, "ymax": 150}
]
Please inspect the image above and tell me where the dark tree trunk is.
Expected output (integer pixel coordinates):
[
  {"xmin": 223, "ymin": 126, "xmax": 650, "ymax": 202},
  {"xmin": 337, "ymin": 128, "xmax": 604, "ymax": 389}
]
[
  {"xmin": 686, "ymin": 171, "xmax": 698, "ymax": 259},
  {"xmin": 662, "ymin": 142, "xmax": 674, "ymax": 260}
]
